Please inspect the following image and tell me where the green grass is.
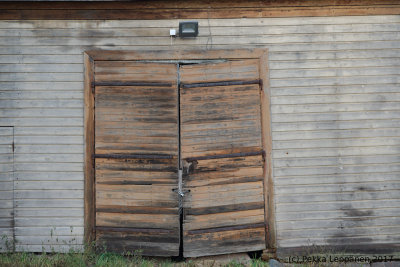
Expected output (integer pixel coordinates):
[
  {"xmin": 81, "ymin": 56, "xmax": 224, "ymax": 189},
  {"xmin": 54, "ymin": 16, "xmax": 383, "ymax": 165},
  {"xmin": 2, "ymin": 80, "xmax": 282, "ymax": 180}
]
[
  {"xmin": 0, "ymin": 235, "xmax": 271, "ymax": 266},
  {"xmin": 0, "ymin": 249, "xmax": 270, "ymax": 267}
]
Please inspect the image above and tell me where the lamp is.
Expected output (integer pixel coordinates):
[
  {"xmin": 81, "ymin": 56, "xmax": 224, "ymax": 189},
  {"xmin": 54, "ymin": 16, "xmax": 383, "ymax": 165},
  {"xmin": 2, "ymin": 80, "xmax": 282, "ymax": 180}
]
[{"xmin": 179, "ymin": 21, "xmax": 198, "ymax": 38}]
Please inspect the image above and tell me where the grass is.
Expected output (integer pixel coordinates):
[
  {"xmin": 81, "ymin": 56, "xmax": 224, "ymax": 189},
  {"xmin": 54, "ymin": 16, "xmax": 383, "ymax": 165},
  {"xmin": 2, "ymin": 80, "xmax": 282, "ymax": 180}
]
[
  {"xmin": 0, "ymin": 247, "xmax": 270, "ymax": 267},
  {"xmin": 0, "ymin": 235, "xmax": 270, "ymax": 266},
  {"xmin": 0, "ymin": 253, "xmax": 270, "ymax": 267}
]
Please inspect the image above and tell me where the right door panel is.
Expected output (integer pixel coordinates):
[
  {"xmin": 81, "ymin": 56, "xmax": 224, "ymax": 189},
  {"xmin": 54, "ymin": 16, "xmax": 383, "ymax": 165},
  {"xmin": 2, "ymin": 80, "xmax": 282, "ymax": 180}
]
[{"xmin": 180, "ymin": 60, "xmax": 266, "ymax": 257}]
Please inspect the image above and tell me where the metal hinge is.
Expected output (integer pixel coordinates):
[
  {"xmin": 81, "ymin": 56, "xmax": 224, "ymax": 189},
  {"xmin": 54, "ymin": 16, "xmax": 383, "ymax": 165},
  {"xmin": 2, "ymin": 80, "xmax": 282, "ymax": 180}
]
[{"xmin": 12, "ymin": 141, "xmax": 15, "ymax": 152}]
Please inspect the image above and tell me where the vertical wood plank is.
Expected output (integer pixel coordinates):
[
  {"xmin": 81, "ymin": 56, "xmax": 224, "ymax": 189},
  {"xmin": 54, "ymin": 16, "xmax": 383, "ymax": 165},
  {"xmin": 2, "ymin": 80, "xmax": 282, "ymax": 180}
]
[
  {"xmin": 84, "ymin": 52, "xmax": 95, "ymax": 245},
  {"xmin": 259, "ymin": 50, "xmax": 276, "ymax": 249}
]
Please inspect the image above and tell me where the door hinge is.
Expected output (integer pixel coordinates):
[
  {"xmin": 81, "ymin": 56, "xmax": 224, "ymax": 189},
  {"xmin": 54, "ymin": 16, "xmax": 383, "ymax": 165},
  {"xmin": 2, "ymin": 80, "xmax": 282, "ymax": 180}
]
[{"xmin": 12, "ymin": 141, "xmax": 15, "ymax": 152}]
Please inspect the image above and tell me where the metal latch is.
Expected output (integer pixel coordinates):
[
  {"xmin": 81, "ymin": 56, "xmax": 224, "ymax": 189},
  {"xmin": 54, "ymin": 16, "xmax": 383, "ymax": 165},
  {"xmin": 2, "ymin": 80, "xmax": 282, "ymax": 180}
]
[
  {"xmin": 172, "ymin": 188, "xmax": 190, "ymax": 197},
  {"xmin": 172, "ymin": 169, "xmax": 190, "ymax": 197}
]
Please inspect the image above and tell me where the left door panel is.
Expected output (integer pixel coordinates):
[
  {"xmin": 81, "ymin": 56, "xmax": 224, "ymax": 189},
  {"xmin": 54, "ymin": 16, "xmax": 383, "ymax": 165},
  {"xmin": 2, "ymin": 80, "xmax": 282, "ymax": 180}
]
[{"xmin": 93, "ymin": 62, "xmax": 179, "ymax": 256}]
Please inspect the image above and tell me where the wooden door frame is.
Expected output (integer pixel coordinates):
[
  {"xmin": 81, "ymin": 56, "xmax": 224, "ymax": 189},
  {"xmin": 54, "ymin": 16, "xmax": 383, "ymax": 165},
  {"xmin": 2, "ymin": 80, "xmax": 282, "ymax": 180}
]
[{"xmin": 83, "ymin": 48, "xmax": 276, "ymax": 250}]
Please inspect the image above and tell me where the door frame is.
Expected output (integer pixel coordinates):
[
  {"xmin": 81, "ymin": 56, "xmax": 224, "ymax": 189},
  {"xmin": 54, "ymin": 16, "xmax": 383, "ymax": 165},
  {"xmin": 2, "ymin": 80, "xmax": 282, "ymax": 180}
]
[{"xmin": 83, "ymin": 48, "xmax": 276, "ymax": 250}]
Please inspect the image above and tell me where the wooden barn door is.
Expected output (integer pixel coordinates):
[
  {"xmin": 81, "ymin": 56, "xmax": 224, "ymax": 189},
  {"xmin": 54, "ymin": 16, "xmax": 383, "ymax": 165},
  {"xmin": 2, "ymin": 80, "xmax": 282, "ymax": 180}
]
[
  {"xmin": 93, "ymin": 62, "xmax": 180, "ymax": 256},
  {"xmin": 87, "ymin": 51, "xmax": 269, "ymax": 257},
  {"xmin": 179, "ymin": 59, "xmax": 266, "ymax": 257}
]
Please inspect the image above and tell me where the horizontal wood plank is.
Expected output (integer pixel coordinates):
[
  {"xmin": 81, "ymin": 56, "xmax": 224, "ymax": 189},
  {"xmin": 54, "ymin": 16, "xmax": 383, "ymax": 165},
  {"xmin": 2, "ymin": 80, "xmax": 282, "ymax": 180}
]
[{"xmin": 1, "ymin": 2, "xmax": 400, "ymax": 20}]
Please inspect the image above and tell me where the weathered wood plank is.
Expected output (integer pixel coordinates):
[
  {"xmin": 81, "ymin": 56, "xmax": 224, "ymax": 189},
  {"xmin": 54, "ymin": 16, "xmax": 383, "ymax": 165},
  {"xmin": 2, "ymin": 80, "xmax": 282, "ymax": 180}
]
[
  {"xmin": 15, "ymin": 217, "xmax": 83, "ymax": 227},
  {"xmin": 0, "ymin": 127, "xmax": 14, "ymax": 250},
  {"xmin": 96, "ymin": 212, "xmax": 179, "ymax": 229},
  {"xmin": 180, "ymin": 59, "xmax": 259, "ymax": 83},
  {"xmin": 272, "ymin": 110, "xmax": 400, "ymax": 123},
  {"xmin": 15, "ymin": 236, "xmax": 84, "ymax": 246},
  {"xmin": 184, "ymin": 209, "xmax": 265, "ymax": 230},
  {"xmin": 277, "ymin": 198, "xmax": 400, "ymax": 213},
  {"xmin": 274, "ymin": 154, "xmax": 400, "ymax": 168},
  {"xmin": 15, "ymin": 208, "xmax": 83, "ymax": 217},
  {"xmin": 274, "ymin": 136, "xmax": 400, "ymax": 150},
  {"xmin": 96, "ymin": 230, "xmax": 179, "ymax": 256},
  {"xmin": 275, "ymin": 181, "xmax": 400, "ymax": 195},
  {"xmin": 276, "ymin": 207, "xmax": 400, "ymax": 223},
  {"xmin": 272, "ymin": 128, "xmax": 400, "ymax": 141},
  {"xmin": 276, "ymin": 190, "xmax": 400, "ymax": 204},
  {"xmin": 14, "ymin": 244, "xmax": 83, "ymax": 253},
  {"xmin": 277, "ymin": 216, "xmax": 400, "ymax": 233},
  {"xmin": 2, "ymin": 41, "xmax": 400, "ymax": 56},
  {"xmin": 14, "ymin": 199, "xmax": 83, "ymax": 208},
  {"xmin": 15, "ymin": 190, "xmax": 83, "ymax": 199},
  {"xmin": 15, "ymin": 145, "xmax": 83, "ymax": 154},
  {"xmin": 274, "ymin": 163, "xmax": 400, "ymax": 177},
  {"xmin": 3, "ymin": 1, "xmax": 400, "ymax": 10},
  {"xmin": 273, "ymin": 146, "xmax": 400, "ymax": 159},
  {"xmin": 2, "ymin": 4, "xmax": 400, "ymax": 20},
  {"xmin": 183, "ymin": 226, "xmax": 265, "ymax": 257},
  {"xmin": 0, "ymin": 90, "xmax": 83, "ymax": 101},
  {"xmin": 2, "ymin": 32, "xmax": 400, "ymax": 46},
  {"xmin": 272, "ymin": 119, "xmax": 400, "ymax": 132},
  {"xmin": 14, "ymin": 181, "xmax": 83, "ymax": 190},
  {"xmin": 275, "ymin": 173, "xmax": 400, "ymax": 187},
  {"xmin": 2, "ymin": 24, "xmax": 400, "ymax": 39},
  {"xmin": 15, "ymin": 227, "xmax": 84, "ymax": 236}
]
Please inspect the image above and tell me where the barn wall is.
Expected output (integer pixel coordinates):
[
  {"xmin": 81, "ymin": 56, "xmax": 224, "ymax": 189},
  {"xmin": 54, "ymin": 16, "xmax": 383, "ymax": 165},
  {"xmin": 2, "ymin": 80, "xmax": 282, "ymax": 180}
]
[
  {"xmin": 0, "ymin": 15, "xmax": 399, "ymax": 252},
  {"xmin": 0, "ymin": 127, "xmax": 14, "ymax": 252}
]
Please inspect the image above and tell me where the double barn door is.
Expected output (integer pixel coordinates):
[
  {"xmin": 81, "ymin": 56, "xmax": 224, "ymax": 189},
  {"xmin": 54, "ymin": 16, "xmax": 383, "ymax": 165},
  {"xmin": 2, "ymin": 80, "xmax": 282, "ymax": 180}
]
[{"xmin": 91, "ymin": 55, "xmax": 267, "ymax": 257}]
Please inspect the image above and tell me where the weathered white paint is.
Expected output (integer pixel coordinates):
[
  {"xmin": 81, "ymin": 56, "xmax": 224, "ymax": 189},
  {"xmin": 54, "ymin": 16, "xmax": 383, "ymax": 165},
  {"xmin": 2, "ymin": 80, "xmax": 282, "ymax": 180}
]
[
  {"xmin": 0, "ymin": 15, "xmax": 399, "ymax": 252},
  {"xmin": 0, "ymin": 127, "xmax": 13, "ymax": 252}
]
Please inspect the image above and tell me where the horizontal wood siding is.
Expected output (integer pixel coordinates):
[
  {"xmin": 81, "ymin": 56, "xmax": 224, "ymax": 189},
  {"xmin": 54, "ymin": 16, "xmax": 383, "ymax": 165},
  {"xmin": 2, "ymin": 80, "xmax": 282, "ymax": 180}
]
[
  {"xmin": 1, "ymin": 1, "xmax": 400, "ymax": 20},
  {"xmin": 0, "ymin": 127, "xmax": 13, "ymax": 252},
  {"xmin": 0, "ymin": 15, "xmax": 399, "ymax": 252}
]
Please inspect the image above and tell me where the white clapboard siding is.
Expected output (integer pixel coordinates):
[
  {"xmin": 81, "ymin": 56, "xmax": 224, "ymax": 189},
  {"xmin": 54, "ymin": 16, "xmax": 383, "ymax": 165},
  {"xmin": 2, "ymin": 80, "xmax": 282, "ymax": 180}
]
[
  {"xmin": 15, "ymin": 245, "xmax": 83, "ymax": 253},
  {"xmin": 15, "ymin": 145, "xmax": 83, "ymax": 154},
  {"xmin": 0, "ymin": 82, "xmax": 83, "ymax": 91},
  {"xmin": 15, "ymin": 226, "xmax": 83, "ymax": 236},
  {"xmin": 273, "ymin": 128, "xmax": 400, "ymax": 141},
  {"xmin": 1, "ymin": 40, "xmax": 400, "ymax": 55},
  {"xmin": 0, "ymin": 15, "xmax": 399, "ymax": 252},
  {"xmin": 0, "ymin": 127, "xmax": 13, "ymax": 252},
  {"xmin": 1, "ymin": 23, "xmax": 400, "ymax": 37}
]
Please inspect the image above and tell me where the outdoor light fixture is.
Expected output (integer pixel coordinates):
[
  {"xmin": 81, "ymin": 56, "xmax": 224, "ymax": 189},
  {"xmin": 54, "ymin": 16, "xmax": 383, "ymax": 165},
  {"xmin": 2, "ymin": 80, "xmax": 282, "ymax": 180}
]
[{"xmin": 179, "ymin": 21, "xmax": 198, "ymax": 38}]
